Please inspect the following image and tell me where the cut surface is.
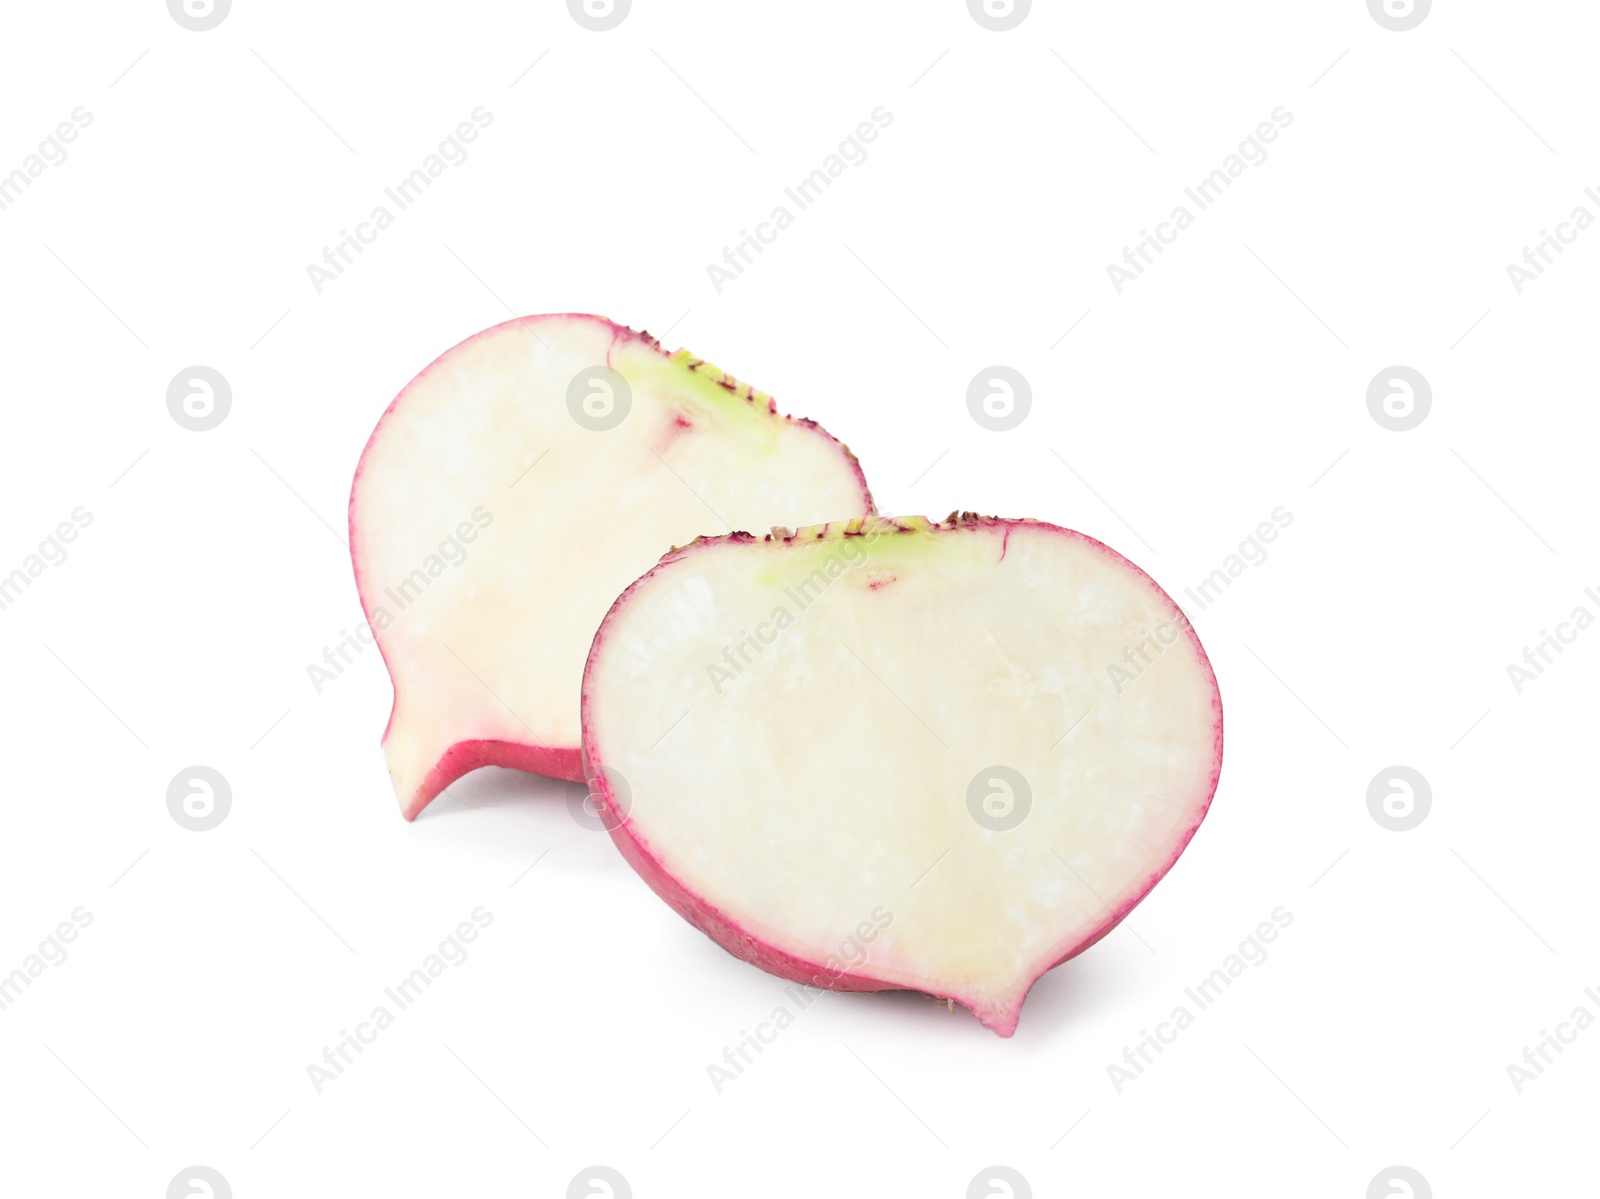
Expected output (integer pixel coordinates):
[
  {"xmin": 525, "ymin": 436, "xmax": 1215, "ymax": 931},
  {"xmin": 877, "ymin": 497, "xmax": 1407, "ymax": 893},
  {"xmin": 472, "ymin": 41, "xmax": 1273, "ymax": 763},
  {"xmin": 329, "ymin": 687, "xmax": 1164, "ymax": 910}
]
[
  {"xmin": 581, "ymin": 514, "xmax": 1222, "ymax": 1035},
  {"xmin": 350, "ymin": 315, "xmax": 873, "ymax": 818}
]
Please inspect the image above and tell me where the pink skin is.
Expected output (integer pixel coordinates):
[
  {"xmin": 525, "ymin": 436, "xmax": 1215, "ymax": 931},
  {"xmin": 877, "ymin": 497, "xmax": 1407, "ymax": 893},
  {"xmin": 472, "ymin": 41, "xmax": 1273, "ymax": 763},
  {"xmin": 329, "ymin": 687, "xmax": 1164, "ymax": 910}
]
[
  {"xmin": 349, "ymin": 314, "xmax": 875, "ymax": 821},
  {"xmin": 398, "ymin": 741, "xmax": 583, "ymax": 822},
  {"xmin": 580, "ymin": 513, "xmax": 1224, "ymax": 1036}
]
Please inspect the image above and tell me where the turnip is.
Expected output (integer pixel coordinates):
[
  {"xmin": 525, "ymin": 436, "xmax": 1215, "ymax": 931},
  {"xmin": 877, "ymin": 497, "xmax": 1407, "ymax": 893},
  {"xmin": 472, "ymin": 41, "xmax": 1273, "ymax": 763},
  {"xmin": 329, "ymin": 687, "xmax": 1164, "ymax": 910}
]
[
  {"xmin": 350, "ymin": 315, "xmax": 873, "ymax": 818},
  {"xmin": 580, "ymin": 514, "xmax": 1222, "ymax": 1034}
]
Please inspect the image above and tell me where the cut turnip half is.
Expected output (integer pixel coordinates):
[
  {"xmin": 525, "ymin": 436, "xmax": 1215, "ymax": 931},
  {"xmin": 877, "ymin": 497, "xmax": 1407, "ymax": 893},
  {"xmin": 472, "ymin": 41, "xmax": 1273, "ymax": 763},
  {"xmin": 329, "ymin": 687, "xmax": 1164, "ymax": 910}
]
[
  {"xmin": 581, "ymin": 514, "xmax": 1222, "ymax": 1035},
  {"xmin": 350, "ymin": 315, "xmax": 873, "ymax": 819}
]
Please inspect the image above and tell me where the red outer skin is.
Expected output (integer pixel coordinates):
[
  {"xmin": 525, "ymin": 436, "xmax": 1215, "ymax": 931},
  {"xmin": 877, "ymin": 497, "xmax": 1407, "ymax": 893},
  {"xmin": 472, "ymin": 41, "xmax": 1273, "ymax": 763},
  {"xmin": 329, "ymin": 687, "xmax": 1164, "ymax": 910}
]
[
  {"xmin": 348, "ymin": 314, "xmax": 875, "ymax": 821},
  {"xmin": 400, "ymin": 741, "xmax": 583, "ymax": 822},
  {"xmin": 580, "ymin": 514, "xmax": 1224, "ymax": 1036}
]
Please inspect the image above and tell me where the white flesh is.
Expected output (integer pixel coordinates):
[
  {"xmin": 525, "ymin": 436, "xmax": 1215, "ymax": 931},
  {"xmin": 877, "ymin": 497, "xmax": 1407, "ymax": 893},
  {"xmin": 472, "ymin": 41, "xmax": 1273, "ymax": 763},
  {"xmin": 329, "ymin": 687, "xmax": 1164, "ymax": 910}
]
[
  {"xmin": 582, "ymin": 516, "xmax": 1221, "ymax": 1033},
  {"xmin": 350, "ymin": 315, "xmax": 871, "ymax": 816}
]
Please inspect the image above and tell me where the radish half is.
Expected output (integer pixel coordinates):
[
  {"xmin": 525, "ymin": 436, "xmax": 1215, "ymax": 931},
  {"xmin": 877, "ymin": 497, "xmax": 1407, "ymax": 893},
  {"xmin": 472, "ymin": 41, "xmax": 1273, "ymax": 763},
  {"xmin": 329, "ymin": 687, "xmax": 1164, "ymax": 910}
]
[
  {"xmin": 350, "ymin": 315, "xmax": 873, "ymax": 819},
  {"xmin": 580, "ymin": 514, "xmax": 1222, "ymax": 1035}
]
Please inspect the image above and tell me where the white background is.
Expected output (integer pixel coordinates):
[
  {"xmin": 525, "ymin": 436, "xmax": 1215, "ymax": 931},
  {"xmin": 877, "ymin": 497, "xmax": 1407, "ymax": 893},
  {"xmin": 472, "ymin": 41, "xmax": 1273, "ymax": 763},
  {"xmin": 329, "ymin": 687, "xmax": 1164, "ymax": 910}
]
[{"xmin": 0, "ymin": 1, "xmax": 1594, "ymax": 1195}]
